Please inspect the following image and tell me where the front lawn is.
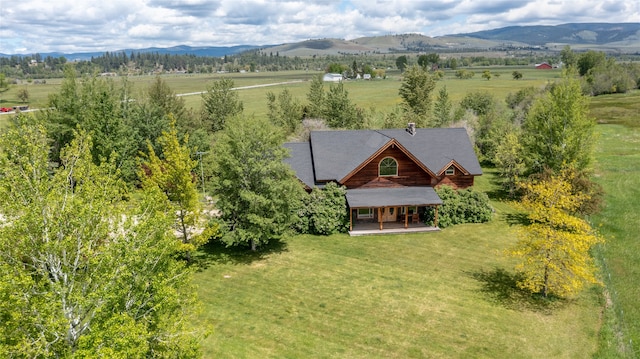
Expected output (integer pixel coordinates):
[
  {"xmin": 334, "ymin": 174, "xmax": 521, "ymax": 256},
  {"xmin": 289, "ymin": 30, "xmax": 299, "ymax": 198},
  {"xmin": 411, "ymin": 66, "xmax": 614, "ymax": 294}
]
[{"xmin": 192, "ymin": 171, "xmax": 602, "ymax": 358}]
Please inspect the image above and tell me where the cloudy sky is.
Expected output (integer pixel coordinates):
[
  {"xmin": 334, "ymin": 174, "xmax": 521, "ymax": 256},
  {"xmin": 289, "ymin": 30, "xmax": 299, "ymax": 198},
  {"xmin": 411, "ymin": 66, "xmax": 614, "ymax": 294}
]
[{"xmin": 1, "ymin": 0, "xmax": 638, "ymax": 54}]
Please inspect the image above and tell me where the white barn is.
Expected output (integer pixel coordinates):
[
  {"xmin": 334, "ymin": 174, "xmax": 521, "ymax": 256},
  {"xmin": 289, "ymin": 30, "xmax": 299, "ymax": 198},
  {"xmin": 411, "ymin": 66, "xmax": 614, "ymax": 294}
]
[{"xmin": 323, "ymin": 73, "xmax": 343, "ymax": 82}]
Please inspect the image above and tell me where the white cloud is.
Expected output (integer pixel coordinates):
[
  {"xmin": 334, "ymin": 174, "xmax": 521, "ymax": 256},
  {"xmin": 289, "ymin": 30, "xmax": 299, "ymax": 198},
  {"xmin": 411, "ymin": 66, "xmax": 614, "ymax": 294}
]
[{"xmin": 0, "ymin": 0, "xmax": 638, "ymax": 54}]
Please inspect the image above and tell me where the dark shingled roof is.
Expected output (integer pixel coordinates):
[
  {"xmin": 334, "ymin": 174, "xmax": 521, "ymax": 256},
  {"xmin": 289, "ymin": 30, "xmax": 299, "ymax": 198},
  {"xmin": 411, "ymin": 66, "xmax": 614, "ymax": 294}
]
[
  {"xmin": 283, "ymin": 142, "xmax": 316, "ymax": 188},
  {"xmin": 346, "ymin": 186, "xmax": 442, "ymax": 208},
  {"xmin": 285, "ymin": 128, "xmax": 482, "ymax": 186}
]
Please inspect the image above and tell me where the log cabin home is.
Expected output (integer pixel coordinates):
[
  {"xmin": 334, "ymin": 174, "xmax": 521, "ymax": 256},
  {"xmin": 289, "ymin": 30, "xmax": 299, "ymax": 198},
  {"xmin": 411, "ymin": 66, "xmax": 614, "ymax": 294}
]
[{"xmin": 284, "ymin": 124, "xmax": 482, "ymax": 232}]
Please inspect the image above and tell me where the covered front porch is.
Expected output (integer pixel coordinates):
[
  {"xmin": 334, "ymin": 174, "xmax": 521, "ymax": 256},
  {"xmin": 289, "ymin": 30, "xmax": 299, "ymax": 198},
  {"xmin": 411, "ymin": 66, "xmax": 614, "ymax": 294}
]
[{"xmin": 346, "ymin": 186, "xmax": 442, "ymax": 234}]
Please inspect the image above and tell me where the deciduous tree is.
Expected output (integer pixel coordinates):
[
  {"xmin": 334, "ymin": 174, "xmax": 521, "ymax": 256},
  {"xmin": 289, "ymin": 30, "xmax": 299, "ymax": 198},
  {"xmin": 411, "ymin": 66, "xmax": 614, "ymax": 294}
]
[
  {"xmin": 399, "ymin": 65, "xmax": 436, "ymax": 126},
  {"xmin": 395, "ymin": 55, "xmax": 408, "ymax": 72},
  {"xmin": 211, "ymin": 116, "xmax": 304, "ymax": 251},
  {"xmin": 17, "ymin": 87, "xmax": 29, "ymax": 103},
  {"xmin": 482, "ymin": 70, "xmax": 492, "ymax": 80},
  {"xmin": 140, "ymin": 119, "xmax": 213, "ymax": 261},
  {"xmin": 200, "ymin": 78, "xmax": 243, "ymax": 132},
  {"xmin": 521, "ymin": 75, "xmax": 595, "ymax": 173},
  {"xmin": 0, "ymin": 117, "xmax": 202, "ymax": 357},
  {"xmin": 324, "ymin": 82, "xmax": 362, "ymax": 129},
  {"xmin": 267, "ymin": 88, "xmax": 303, "ymax": 136},
  {"xmin": 509, "ymin": 173, "xmax": 603, "ymax": 298}
]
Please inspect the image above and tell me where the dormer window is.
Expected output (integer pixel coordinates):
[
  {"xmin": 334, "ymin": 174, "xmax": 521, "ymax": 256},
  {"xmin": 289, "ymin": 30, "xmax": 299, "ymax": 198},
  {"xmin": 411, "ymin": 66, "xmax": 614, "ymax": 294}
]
[
  {"xmin": 445, "ymin": 166, "xmax": 455, "ymax": 176},
  {"xmin": 379, "ymin": 157, "xmax": 398, "ymax": 176}
]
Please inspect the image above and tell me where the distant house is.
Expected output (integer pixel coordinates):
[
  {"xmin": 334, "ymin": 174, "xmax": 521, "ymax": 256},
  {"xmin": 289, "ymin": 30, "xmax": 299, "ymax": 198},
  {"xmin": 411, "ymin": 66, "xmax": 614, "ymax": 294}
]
[
  {"xmin": 323, "ymin": 73, "xmax": 343, "ymax": 82},
  {"xmin": 284, "ymin": 125, "xmax": 482, "ymax": 231},
  {"xmin": 363, "ymin": 73, "xmax": 372, "ymax": 80},
  {"xmin": 535, "ymin": 62, "xmax": 552, "ymax": 70}
]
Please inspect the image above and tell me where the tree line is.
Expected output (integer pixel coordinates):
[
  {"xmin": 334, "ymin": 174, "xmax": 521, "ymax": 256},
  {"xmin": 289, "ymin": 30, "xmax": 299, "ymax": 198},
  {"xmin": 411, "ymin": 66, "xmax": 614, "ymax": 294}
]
[{"xmin": 6, "ymin": 45, "xmax": 637, "ymax": 80}]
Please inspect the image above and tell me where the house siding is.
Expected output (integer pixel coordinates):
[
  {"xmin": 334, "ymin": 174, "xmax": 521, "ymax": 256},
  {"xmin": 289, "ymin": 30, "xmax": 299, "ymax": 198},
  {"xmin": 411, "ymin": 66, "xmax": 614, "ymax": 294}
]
[
  {"xmin": 343, "ymin": 146, "xmax": 432, "ymax": 189},
  {"xmin": 434, "ymin": 175, "xmax": 475, "ymax": 189}
]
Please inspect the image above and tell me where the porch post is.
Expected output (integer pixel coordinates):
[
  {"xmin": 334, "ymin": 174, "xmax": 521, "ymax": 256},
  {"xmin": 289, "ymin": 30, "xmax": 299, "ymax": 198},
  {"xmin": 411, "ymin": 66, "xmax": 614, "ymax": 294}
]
[
  {"xmin": 434, "ymin": 205, "xmax": 439, "ymax": 228},
  {"xmin": 378, "ymin": 207, "xmax": 383, "ymax": 230},
  {"xmin": 349, "ymin": 208, "xmax": 353, "ymax": 231},
  {"xmin": 404, "ymin": 206, "xmax": 408, "ymax": 229}
]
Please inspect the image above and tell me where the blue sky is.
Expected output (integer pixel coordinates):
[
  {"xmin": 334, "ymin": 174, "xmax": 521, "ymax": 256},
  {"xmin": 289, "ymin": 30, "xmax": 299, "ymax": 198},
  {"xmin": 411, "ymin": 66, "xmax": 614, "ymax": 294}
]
[{"xmin": 0, "ymin": 0, "xmax": 638, "ymax": 54}]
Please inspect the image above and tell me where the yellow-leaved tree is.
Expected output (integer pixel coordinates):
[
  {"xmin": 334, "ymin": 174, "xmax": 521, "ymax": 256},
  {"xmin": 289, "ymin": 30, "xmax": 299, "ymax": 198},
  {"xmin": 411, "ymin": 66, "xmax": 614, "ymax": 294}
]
[
  {"xmin": 509, "ymin": 172, "xmax": 603, "ymax": 297},
  {"xmin": 140, "ymin": 117, "xmax": 217, "ymax": 261}
]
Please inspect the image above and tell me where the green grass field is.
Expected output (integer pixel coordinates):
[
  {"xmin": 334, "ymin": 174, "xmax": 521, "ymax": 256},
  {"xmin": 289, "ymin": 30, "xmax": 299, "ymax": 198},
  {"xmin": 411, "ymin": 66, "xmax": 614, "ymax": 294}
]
[
  {"xmin": 192, "ymin": 169, "xmax": 603, "ymax": 358},
  {"xmin": 589, "ymin": 92, "xmax": 640, "ymax": 357},
  {"xmin": 0, "ymin": 67, "xmax": 561, "ymax": 118}
]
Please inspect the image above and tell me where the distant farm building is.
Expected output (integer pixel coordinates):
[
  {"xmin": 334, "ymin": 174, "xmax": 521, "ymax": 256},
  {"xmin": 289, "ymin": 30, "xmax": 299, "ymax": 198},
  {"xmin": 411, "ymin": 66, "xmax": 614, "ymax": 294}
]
[
  {"xmin": 535, "ymin": 62, "xmax": 552, "ymax": 70},
  {"xmin": 323, "ymin": 73, "xmax": 343, "ymax": 82}
]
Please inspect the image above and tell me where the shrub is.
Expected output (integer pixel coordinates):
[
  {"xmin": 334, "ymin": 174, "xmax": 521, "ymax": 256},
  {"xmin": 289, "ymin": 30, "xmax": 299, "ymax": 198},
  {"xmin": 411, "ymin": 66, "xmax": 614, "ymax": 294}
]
[
  {"xmin": 455, "ymin": 69, "xmax": 475, "ymax": 79},
  {"xmin": 424, "ymin": 186, "xmax": 492, "ymax": 228},
  {"xmin": 293, "ymin": 182, "xmax": 349, "ymax": 235}
]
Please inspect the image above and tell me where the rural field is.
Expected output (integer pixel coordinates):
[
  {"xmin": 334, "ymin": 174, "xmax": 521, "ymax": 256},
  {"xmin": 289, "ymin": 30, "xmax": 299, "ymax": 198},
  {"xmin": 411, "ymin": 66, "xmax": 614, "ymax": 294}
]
[
  {"xmin": 1, "ymin": 66, "xmax": 561, "ymax": 117},
  {"xmin": 2, "ymin": 66, "xmax": 639, "ymax": 357}
]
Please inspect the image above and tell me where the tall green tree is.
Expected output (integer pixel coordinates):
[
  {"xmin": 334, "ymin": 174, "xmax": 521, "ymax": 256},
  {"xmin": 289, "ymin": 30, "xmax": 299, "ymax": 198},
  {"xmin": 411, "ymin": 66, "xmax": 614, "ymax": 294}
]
[
  {"xmin": 267, "ymin": 88, "xmax": 303, "ymax": 136},
  {"xmin": 44, "ymin": 66, "xmax": 139, "ymax": 182},
  {"xmin": 577, "ymin": 50, "xmax": 606, "ymax": 76},
  {"xmin": 211, "ymin": 116, "xmax": 304, "ymax": 251},
  {"xmin": 324, "ymin": 82, "xmax": 362, "ymax": 129},
  {"xmin": 494, "ymin": 131, "xmax": 526, "ymax": 196},
  {"xmin": 140, "ymin": 119, "xmax": 213, "ymax": 261},
  {"xmin": 200, "ymin": 78, "xmax": 243, "ymax": 132},
  {"xmin": 395, "ymin": 55, "xmax": 408, "ymax": 72},
  {"xmin": 0, "ymin": 118, "xmax": 202, "ymax": 357},
  {"xmin": 433, "ymin": 86, "xmax": 452, "ymax": 127},
  {"xmin": 521, "ymin": 75, "xmax": 595, "ymax": 173},
  {"xmin": 399, "ymin": 65, "xmax": 436, "ymax": 126},
  {"xmin": 560, "ymin": 45, "xmax": 577, "ymax": 69},
  {"xmin": 509, "ymin": 173, "xmax": 603, "ymax": 298},
  {"xmin": 417, "ymin": 53, "xmax": 439, "ymax": 70},
  {"xmin": 17, "ymin": 87, "xmax": 29, "ymax": 103},
  {"xmin": 306, "ymin": 74, "xmax": 325, "ymax": 119}
]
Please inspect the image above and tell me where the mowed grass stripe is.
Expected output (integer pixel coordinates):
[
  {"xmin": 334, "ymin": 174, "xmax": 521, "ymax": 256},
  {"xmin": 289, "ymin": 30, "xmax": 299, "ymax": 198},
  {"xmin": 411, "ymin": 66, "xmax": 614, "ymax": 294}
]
[
  {"xmin": 194, "ymin": 197, "xmax": 601, "ymax": 358},
  {"xmin": 591, "ymin": 118, "xmax": 640, "ymax": 355}
]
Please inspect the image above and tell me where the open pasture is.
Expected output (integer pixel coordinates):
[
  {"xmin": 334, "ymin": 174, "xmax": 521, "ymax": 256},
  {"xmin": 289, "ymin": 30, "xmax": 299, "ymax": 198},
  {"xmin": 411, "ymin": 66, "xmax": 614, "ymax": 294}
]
[{"xmin": 1, "ymin": 66, "xmax": 561, "ymax": 118}]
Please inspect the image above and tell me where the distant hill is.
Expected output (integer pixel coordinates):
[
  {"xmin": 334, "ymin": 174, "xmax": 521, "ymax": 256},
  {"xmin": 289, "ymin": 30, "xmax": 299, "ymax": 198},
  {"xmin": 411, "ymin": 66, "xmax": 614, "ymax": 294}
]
[
  {"xmin": 2, "ymin": 23, "xmax": 639, "ymax": 60},
  {"xmin": 454, "ymin": 23, "xmax": 640, "ymax": 46},
  {"xmin": 265, "ymin": 23, "xmax": 640, "ymax": 56}
]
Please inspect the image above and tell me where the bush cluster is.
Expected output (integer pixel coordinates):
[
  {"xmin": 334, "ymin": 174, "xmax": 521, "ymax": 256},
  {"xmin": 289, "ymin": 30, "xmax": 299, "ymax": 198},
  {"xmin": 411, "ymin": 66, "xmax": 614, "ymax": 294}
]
[
  {"xmin": 293, "ymin": 182, "xmax": 349, "ymax": 235},
  {"xmin": 424, "ymin": 185, "xmax": 492, "ymax": 228}
]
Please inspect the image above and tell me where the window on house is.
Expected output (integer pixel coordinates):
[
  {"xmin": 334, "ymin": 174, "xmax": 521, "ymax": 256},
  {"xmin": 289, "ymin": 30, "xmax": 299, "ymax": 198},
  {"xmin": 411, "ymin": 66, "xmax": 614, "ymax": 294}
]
[
  {"xmin": 401, "ymin": 206, "xmax": 417, "ymax": 215},
  {"xmin": 357, "ymin": 208, "xmax": 374, "ymax": 218},
  {"xmin": 445, "ymin": 166, "xmax": 455, "ymax": 175},
  {"xmin": 379, "ymin": 157, "xmax": 398, "ymax": 176}
]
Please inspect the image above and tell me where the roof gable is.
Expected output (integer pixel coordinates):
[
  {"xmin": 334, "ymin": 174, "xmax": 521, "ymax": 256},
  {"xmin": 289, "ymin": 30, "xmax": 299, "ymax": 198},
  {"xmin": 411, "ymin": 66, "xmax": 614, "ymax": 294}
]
[
  {"xmin": 339, "ymin": 138, "xmax": 435, "ymax": 183},
  {"xmin": 286, "ymin": 127, "xmax": 482, "ymax": 186}
]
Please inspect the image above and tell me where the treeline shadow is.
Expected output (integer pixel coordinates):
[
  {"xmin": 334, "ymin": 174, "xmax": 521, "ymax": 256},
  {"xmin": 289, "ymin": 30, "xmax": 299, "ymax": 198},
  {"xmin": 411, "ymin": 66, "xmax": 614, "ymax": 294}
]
[
  {"xmin": 190, "ymin": 239, "xmax": 288, "ymax": 272},
  {"xmin": 468, "ymin": 267, "xmax": 566, "ymax": 313}
]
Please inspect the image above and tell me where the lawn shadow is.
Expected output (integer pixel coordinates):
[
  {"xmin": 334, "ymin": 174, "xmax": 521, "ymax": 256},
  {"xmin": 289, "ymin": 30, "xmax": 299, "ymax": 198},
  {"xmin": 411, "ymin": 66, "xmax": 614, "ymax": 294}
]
[
  {"xmin": 468, "ymin": 267, "xmax": 566, "ymax": 313},
  {"xmin": 504, "ymin": 212, "xmax": 530, "ymax": 226},
  {"xmin": 190, "ymin": 238, "xmax": 288, "ymax": 272}
]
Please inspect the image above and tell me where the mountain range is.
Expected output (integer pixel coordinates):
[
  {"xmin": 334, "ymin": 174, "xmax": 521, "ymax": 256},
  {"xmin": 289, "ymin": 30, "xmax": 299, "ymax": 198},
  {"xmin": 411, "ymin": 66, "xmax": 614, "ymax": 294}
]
[{"xmin": 3, "ymin": 22, "xmax": 639, "ymax": 60}]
